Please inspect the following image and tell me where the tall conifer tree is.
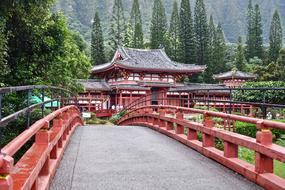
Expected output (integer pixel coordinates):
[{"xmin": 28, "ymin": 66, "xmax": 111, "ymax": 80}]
[
  {"xmin": 109, "ymin": 0, "xmax": 125, "ymax": 52},
  {"xmin": 194, "ymin": 0, "xmax": 210, "ymax": 81},
  {"xmin": 269, "ymin": 10, "xmax": 283, "ymax": 63},
  {"xmin": 246, "ymin": 0, "xmax": 255, "ymax": 60},
  {"xmin": 150, "ymin": 0, "xmax": 167, "ymax": 49},
  {"xmin": 253, "ymin": 4, "xmax": 263, "ymax": 59},
  {"xmin": 179, "ymin": 0, "xmax": 195, "ymax": 64},
  {"xmin": 212, "ymin": 23, "xmax": 226, "ymax": 73},
  {"xmin": 168, "ymin": 1, "xmax": 180, "ymax": 61},
  {"xmin": 130, "ymin": 0, "xmax": 144, "ymax": 48},
  {"xmin": 235, "ymin": 36, "xmax": 246, "ymax": 71},
  {"xmin": 91, "ymin": 12, "xmax": 106, "ymax": 65}
]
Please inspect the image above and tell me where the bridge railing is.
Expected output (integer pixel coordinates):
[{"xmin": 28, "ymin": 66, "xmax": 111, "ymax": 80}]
[
  {"xmin": 0, "ymin": 85, "xmax": 78, "ymax": 128},
  {"xmin": 118, "ymin": 105, "xmax": 285, "ymax": 190},
  {"xmin": 0, "ymin": 105, "xmax": 83, "ymax": 190},
  {"xmin": 120, "ymin": 87, "xmax": 285, "ymax": 119}
]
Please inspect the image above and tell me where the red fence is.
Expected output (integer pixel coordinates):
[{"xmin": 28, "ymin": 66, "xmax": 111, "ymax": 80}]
[
  {"xmin": 118, "ymin": 105, "xmax": 285, "ymax": 190},
  {"xmin": 0, "ymin": 105, "xmax": 83, "ymax": 190}
]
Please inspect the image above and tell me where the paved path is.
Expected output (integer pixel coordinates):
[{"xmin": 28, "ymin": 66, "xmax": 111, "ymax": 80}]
[{"xmin": 50, "ymin": 126, "xmax": 262, "ymax": 190}]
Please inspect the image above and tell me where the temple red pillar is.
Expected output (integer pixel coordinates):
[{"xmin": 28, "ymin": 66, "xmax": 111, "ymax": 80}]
[{"xmin": 119, "ymin": 91, "xmax": 122, "ymax": 107}]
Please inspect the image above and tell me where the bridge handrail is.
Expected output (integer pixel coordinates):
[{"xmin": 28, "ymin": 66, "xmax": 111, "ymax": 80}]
[
  {"xmin": 122, "ymin": 105, "xmax": 285, "ymax": 131},
  {"xmin": 1, "ymin": 105, "xmax": 75, "ymax": 156},
  {"xmin": 0, "ymin": 85, "xmax": 78, "ymax": 127},
  {"xmin": 0, "ymin": 105, "xmax": 83, "ymax": 190},
  {"xmin": 0, "ymin": 85, "xmax": 72, "ymax": 94},
  {"xmin": 118, "ymin": 105, "xmax": 285, "ymax": 189}
]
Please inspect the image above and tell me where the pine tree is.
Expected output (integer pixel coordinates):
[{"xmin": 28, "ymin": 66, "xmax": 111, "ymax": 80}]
[
  {"xmin": 253, "ymin": 4, "xmax": 263, "ymax": 59},
  {"xmin": 194, "ymin": 0, "xmax": 210, "ymax": 81},
  {"xmin": 208, "ymin": 15, "xmax": 215, "ymax": 49},
  {"xmin": 235, "ymin": 36, "xmax": 246, "ymax": 71},
  {"xmin": 109, "ymin": 0, "xmax": 125, "ymax": 52},
  {"xmin": 167, "ymin": 1, "xmax": 180, "ymax": 61},
  {"xmin": 246, "ymin": 0, "xmax": 255, "ymax": 60},
  {"xmin": 130, "ymin": 0, "xmax": 144, "ymax": 48},
  {"xmin": 214, "ymin": 23, "xmax": 226, "ymax": 72},
  {"xmin": 91, "ymin": 12, "xmax": 106, "ymax": 65},
  {"xmin": 179, "ymin": 0, "xmax": 196, "ymax": 64},
  {"xmin": 269, "ymin": 10, "xmax": 283, "ymax": 63},
  {"xmin": 150, "ymin": 0, "xmax": 167, "ymax": 49},
  {"xmin": 123, "ymin": 22, "xmax": 133, "ymax": 47}
]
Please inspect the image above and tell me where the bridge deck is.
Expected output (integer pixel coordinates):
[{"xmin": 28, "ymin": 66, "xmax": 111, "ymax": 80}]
[{"xmin": 50, "ymin": 126, "xmax": 262, "ymax": 190}]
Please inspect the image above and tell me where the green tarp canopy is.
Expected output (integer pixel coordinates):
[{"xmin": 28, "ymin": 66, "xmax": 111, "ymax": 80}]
[{"xmin": 30, "ymin": 95, "xmax": 61, "ymax": 108}]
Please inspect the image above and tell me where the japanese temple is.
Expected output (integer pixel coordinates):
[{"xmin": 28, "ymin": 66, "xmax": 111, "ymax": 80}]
[
  {"xmin": 77, "ymin": 46, "xmax": 257, "ymax": 117},
  {"xmin": 213, "ymin": 69, "xmax": 257, "ymax": 87}
]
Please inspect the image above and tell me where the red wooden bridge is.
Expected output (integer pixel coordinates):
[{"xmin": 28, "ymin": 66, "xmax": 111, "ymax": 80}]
[{"xmin": 0, "ymin": 86, "xmax": 285, "ymax": 190}]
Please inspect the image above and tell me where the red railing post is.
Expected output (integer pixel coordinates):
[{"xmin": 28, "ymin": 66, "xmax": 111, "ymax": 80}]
[
  {"xmin": 36, "ymin": 121, "xmax": 50, "ymax": 177},
  {"xmin": 224, "ymin": 142, "xmax": 238, "ymax": 158},
  {"xmin": 202, "ymin": 113, "xmax": 215, "ymax": 147},
  {"xmin": 175, "ymin": 111, "xmax": 184, "ymax": 134},
  {"xmin": 255, "ymin": 121, "xmax": 273, "ymax": 174},
  {"xmin": 0, "ymin": 155, "xmax": 14, "ymax": 190},
  {"xmin": 166, "ymin": 122, "xmax": 174, "ymax": 130},
  {"xmin": 187, "ymin": 128, "xmax": 197, "ymax": 140},
  {"xmin": 159, "ymin": 109, "xmax": 166, "ymax": 128}
]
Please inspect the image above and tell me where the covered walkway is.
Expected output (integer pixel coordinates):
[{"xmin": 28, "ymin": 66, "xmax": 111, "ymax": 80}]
[{"xmin": 50, "ymin": 126, "xmax": 262, "ymax": 190}]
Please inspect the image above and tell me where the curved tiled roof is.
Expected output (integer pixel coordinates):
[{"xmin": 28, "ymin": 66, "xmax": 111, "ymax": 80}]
[
  {"xmin": 77, "ymin": 79, "xmax": 111, "ymax": 91},
  {"xmin": 91, "ymin": 46, "xmax": 206, "ymax": 74},
  {"xmin": 213, "ymin": 70, "xmax": 257, "ymax": 80}
]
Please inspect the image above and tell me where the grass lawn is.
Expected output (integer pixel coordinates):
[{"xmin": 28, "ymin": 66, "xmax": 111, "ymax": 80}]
[{"xmin": 238, "ymin": 147, "xmax": 285, "ymax": 179}]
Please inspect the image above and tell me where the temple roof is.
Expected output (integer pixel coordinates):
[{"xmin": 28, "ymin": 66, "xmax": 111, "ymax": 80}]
[
  {"xmin": 213, "ymin": 70, "xmax": 257, "ymax": 80},
  {"xmin": 170, "ymin": 83, "xmax": 230, "ymax": 94},
  {"xmin": 77, "ymin": 79, "xmax": 111, "ymax": 91},
  {"xmin": 91, "ymin": 46, "xmax": 206, "ymax": 74}
]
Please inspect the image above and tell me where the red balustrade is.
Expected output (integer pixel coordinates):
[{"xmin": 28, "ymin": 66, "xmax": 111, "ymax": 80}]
[
  {"xmin": 118, "ymin": 105, "xmax": 285, "ymax": 190},
  {"xmin": 0, "ymin": 105, "xmax": 83, "ymax": 190}
]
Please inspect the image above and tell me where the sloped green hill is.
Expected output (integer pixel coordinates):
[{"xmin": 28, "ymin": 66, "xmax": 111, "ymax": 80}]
[{"xmin": 53, "ymin": 0, "xmax": 285, "ymax": 43}]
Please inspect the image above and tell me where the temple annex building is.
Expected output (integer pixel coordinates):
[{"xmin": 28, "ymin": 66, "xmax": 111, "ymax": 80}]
[{"xmin": 77, "ymin": 46, "xmax": 256, "ymax": 117}]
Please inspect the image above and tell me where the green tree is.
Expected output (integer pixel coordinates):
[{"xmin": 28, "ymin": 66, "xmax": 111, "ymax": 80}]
[
  {"xmin": 91, "ymin": 12, "xmax": 106, "ymax": 65},
  {"xmin": 194, "ymin": 0, "xmax": 210, "ymax": 81},
  {"xmin": 253, "ymin": 4, "xmax": 263, "ymax": 59},
  {"xmin": 235, "ymin": 36, "xmax": 247, "ymax": 71},
  {"xmin": 167, "ymin": 1, "xmax": 180, "ymax": 61},
  {"xmin": 0, "ymin": 18, "xmax": 8, "ymax": 84},
  {"xmin": 130, "ymin": 0, "xmax": 144, "ymax": 48},
  {"xmin": 269, "ymin": 10, "xmax": 283, "ymax": 63},
  {"xmin": 179, "ymin": 0, "xmax": 195, "ymax": 64},
  {"xmin": 108, "ymin": 0, "xmax": 125, "ymax": 52},
  {"xmin": 213, "ymin": 23, "xmax": 226, "ymax": 73},
  {"xmin": 246, "ymin": 0, "xmax": 255, "ymax": 60},
  {"xmin": 124, "ymin": 22, "xmax": 134, "ymax": 47},
  {"xmin": 150, "ymin": 0, "xmax": 167, "ymax": 49}
]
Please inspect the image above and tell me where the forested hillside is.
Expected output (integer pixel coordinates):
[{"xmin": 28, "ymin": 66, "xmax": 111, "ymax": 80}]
[{"xmin": 54, "ymin": 0, "xmax": 285, "ymax": 43}]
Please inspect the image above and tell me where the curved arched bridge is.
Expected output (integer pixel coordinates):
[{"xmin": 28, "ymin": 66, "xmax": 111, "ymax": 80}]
[
  {"xmin": 0, "ymin": 86, "xmax": 285, "ymax": 190},
  {"xmin": 50, "ymin": 125, "xmax": 261, "ymax": 190}
]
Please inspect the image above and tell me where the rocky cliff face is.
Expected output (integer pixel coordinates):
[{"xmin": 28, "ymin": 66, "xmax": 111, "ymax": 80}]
[{"xmin": 54, "ymin": 0, "xmax": 285, "ymax": 43}]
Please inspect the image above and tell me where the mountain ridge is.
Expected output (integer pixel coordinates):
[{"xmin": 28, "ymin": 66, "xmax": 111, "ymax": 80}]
[{"xmin": 53, "ymin": 0, "xmax": 285, "ymax": 43}]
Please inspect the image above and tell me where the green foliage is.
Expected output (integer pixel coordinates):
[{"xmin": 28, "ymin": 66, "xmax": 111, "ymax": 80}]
[
  {"xmin": 150, "ymin": 0, "xmax": 167, "ymax": 49},
  {"xmin": 194, "ymin": 0, "xmax": 210, "ymax": 82},
  {"xmin": 179, "ymin": 0, "xmax": 195, "ymax": 64},
  {"xmin": 234, "ymin": 36, "xmax": 247, "ymax": 71},
  {"xmin": 0, "ymin": 17, "xmax": 8, "ymax": 80},
  {"xmin": 233, "ymin": 81, "xmax": 285, "ymax": 104},
  {"xmin": 110, "ymin": 110, "xmax": 127, "ymax": 124},
  {"xmin": 108, "ymin": 0, "xmax": 126, "ymax": 52},
  {"xmin": 130, "ymin": 0, "xmax": 144, "ymax": 48},
  {"xmin": 235, "ymin": 121, "xmax": 257, "ymax": 138},
  {"xmin": 246, "ymin": 1, "xmax": 263, "ymax": 60},
  {"xmin": 91, "ymin": 12, "xmax": 106, "ymax": 65},
  {"xmin": 269, "ymin": 10, "xmax": 283, "ymax": 63},
  {"xmin": 166, "ymin": 1, "xmax": 180, "ymax": 61}
]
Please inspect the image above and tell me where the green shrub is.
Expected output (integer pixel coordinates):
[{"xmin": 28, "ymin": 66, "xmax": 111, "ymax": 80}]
[{"xmin": 235, "ymin": 121, "xmax": 257, "ymax": 138}]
